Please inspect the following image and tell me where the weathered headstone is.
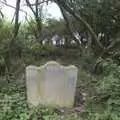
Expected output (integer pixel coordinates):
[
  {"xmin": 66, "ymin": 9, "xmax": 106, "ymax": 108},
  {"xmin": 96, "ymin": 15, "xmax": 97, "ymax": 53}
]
[{"xmin": 26, "ymin": 61, "xmax": 78, "ymax": 107}]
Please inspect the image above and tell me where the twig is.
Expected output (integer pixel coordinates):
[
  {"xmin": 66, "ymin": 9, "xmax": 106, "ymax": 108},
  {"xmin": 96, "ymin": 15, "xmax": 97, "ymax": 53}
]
[
  {"xmin": 24, "ymin": 0, "xmax": 49, "ymax": 6},
  {"xmin": 0, "ymin": 9, "xmax": 4, "ymax": 18},
  {"xmin": 26, "ymin": 0, "xmax": 36, "ymax": 15},
  {"xmin": 0, "ymin": 0, "xmax": 27, "ymax": 14}
]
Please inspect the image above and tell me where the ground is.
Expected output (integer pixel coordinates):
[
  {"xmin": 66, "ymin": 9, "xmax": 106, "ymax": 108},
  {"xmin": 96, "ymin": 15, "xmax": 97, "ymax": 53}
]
[
  {"xmin": 0, "ymin": 57, "xmax": 93, "ymax": 119},
  {"xmin": 0, "ymin": 48, "xmax": 114, "ymax": 119}
]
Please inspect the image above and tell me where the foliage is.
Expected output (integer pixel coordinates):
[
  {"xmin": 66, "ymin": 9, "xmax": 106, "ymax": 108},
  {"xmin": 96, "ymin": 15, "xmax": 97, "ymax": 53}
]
[
  {"xmin": 0, "ymin": 0, "xmax": 120, "ymax": 119},
  {"xmin": 64, "ymin": 0, "xmax": 120, "ymax": 42},
  {"xmin": 0, "ymin": 20, "xmax": 13, "ymax": 74},
  {"xmin": 45, "ymin": 18, "xmax": 67, "ymax": 36},
  {"xmin": 93, "ymin": 58, "xmax": 120, "ymax": 115},
  {"xmin": 1, "ymin": 69, "xmax": 120, "ymax": 120},
  {"xmin": 0, "ymin": 75, "xmax": 59, "ymax": 120}
]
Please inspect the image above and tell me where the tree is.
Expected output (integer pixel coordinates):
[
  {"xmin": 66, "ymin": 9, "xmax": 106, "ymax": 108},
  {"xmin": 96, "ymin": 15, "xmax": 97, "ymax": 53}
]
[
  {"xmin": 55, "ymin": 0, "xmax": 120, "ymax": 56},
  {"xmin": 1, "ymin": 0, "xmax": 120, "ymax": 58},
  {"xmin": 25, "ymin": 0, "xmax": 45, "ymax": 44}
]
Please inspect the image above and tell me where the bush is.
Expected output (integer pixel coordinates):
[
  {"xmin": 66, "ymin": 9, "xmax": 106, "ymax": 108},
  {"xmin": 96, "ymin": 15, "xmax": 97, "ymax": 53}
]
[
  {"xmin": 96, "ymin": 58, "xmax": 120, "ymax": 115},
  {"xmin": 0, "ymin": 20, "xmax": 13, "ymax": 75}
]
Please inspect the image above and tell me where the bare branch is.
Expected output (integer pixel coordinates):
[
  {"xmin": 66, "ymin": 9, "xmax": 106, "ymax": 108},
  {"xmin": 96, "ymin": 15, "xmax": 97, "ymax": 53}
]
[
  {"xmin": 24, "ymin": 0, "xmax": 49, "ymax": 6},
  {"xmin": 26, "ymin": 0, "xmax": 36, "ymax": 15},
  {"xmin": 0, "ymin": 9, "xmax": 4, "ymax": 18},
  {"xmin": 35, "ymin": 0, "xmax": 39, "ymax": 17},
  {"xmin": 0, "ymin": 0, "xmax": 27, "ymax": 14},
  {"xmin": 3, "ymin": 0, "xmax": 7, "ymax": 3},
  {"xmin": 13, "ymin": 0, "xmax": 21, "ymax": 38},
  {"xmin": 8, "ymin": 0, "xmax": 21, "ymax": 60},
  {"xmin": 11, "ymin": 12, "xmax": 16, "ymax": 23}
]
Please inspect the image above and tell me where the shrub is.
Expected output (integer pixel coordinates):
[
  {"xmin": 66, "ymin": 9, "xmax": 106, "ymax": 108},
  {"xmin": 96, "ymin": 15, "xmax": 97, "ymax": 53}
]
[{"xmin": 96, "ymin": 58, "xmax": 120, "ymax": 115}]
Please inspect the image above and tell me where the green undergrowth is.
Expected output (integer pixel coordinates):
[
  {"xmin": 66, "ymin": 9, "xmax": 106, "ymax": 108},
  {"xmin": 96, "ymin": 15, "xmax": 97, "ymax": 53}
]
[{"xmin": 0, "ymin": 58, "xmax": 120, "ymax": 119}]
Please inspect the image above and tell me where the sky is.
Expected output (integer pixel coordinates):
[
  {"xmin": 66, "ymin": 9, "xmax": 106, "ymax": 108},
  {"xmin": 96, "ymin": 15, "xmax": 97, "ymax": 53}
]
[{"xmin": 1, "ymin": 0, "xmax": 62, "ymax": 21}]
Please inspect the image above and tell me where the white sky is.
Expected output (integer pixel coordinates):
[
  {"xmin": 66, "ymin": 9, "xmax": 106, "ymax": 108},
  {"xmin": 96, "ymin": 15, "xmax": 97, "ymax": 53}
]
[{"xmin": 1, "ymin": 0, "xmax": 62, "ymax": 21}]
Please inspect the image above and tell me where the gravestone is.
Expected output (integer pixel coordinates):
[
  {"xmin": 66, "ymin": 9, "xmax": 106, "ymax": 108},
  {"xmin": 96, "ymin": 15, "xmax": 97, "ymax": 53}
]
[{"xmin": 26, "ymin": 61, "xmax": 78, "ymax": 107}]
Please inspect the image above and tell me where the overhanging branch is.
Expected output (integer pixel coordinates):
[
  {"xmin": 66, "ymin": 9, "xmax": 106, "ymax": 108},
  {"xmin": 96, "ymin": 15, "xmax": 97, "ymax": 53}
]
[
  {"xmin": 55, "ymin": 0, "xmax": 104, "ymax": 50},
  {"xmin": 59, "ymin": 6, "xmax": 80, "ymax": 45}
]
